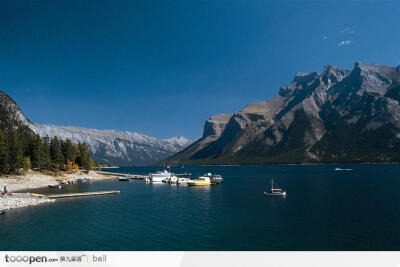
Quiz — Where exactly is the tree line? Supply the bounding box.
[0,128,96,175]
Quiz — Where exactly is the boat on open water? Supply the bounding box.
[264,179,286,196]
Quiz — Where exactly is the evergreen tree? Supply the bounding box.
[8,130,24,173]
[50,136,64,169]
[40,136,52,169]
[62,138,76,163]
[77,143,91,171]
[30,135,42,169]
[0,131,10,174]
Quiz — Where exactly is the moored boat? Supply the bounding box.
[0,210,5,215]
[202,173,223,184]
[187,176,211,186]
[264,179,286,196]
[118,177,129,181]
[149,170,172,183]
[177,177,191,185]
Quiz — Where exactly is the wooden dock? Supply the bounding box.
[46,190,120,199]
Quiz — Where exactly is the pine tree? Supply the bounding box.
[8,130,24,173]
[62,138,76,163]
[0,131,10,174]
[50,136,64,169]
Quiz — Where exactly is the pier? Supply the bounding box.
[95,171,148,179]
[46,190,120,199]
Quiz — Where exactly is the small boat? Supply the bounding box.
[30,193,45,198]
[168,176,178,184]
[334,167,352,171]
[48,184,61,189]
[77,177,86,183]
[187,176,211,186]
[0,210,5,215]
[118,177,129,182]
[177,177,191,185]
[202,173,223,184]
[264,179,286,196]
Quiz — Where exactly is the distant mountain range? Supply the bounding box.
[0,90,192,166]
[33,125,192,166]
[164,62,400,165]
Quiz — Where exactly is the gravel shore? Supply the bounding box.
[0,170,115,210]
[0,193,55,210]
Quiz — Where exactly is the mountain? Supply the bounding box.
[33,124,192,166]
[0,91,34,132]
[164,62,400,165]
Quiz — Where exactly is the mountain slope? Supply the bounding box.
[0,91,34,132]
[33,124,192,166]
[164,62,400,165]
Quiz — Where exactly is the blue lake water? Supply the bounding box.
[1,164,400,250]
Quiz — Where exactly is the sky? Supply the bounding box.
[0,0,399,139]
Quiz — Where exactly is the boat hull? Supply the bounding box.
[264,191,286,196]
[187,182,211,186]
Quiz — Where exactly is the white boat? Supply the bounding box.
[149,170,172,183]
[168,176,178,184]
[202,173,223,184]
[334,167,352,171]
[177,177,191,185]
[264,179,286,196]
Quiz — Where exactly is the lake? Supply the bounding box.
[1,164,400,250]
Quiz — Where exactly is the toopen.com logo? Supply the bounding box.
[4,254,58,264]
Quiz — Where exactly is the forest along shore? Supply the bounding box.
[0,170,114,211]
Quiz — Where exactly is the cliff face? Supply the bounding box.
[0,91,33,132]
[164,62,400,164]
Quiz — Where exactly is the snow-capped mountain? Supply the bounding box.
[33,124,192,166]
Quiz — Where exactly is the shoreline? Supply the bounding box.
[0,170,116,211]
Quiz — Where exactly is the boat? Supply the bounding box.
[118,177,129,181]
[77,177,86,183]
[187,176,211,186]
[264,179,286,196]
[0,210,5,215]
[177,177,191,185]
[149,170,172,183]
[48,184,61,189]
[30,193,45,197]
[202,173,223,184]
[334,167,352,171]
[168,176,178,184]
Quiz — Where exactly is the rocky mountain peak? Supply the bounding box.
[203,114,232,138]
[0,90,33,132]
[164,62,400,165]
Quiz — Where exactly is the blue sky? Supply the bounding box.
[0,0,399,139]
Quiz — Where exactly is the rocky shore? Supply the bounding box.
[0,170,114,211]
[0,193,55,210]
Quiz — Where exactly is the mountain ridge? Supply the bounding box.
[33,124,192,166]
[164,62,400,165]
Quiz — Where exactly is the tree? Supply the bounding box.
[76,143,91,171]
[0,131,10,174]
[62,138,76,163]
[50,136,64,169]
[8,130,24,173]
